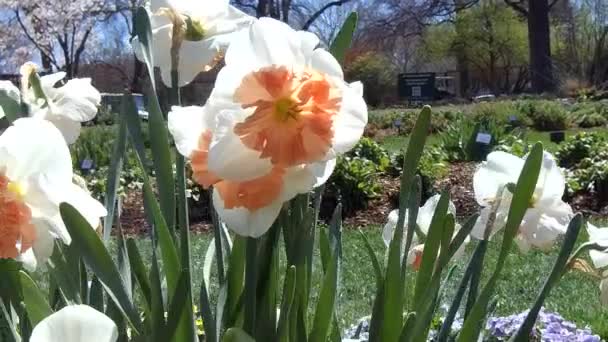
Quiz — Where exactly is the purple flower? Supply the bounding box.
[485,308,600,341]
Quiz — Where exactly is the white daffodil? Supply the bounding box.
[20,63,101,144]
[0,118,106,270]
[133,0,254,87]
[169,18,367,237]
[382,194,467,270]
[471,151,573,252]
[586,223,608,306]
[30,305,118,342]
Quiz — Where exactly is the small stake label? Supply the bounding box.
[476,133,492,145]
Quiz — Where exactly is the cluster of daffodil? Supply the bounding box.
[1,0,607,341]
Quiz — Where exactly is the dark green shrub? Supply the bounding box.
[94,107,117,126]
[519,100,570,131]
[566,151,608,201]
[326,156,381,216]
[71,126,120,169]
[572,102,608,128]
[439,118,506,162]
[390,146,448,201]
[348,137,391,171]
[493,134,531,157]
[345,53,396,107]
[555,132,606,169]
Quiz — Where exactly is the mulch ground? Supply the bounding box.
[118,161,608,236]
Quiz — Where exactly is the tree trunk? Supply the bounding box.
[527,0,555,93]
[455,0,470,97]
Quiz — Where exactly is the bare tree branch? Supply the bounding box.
[504,0,528,15]
[14,10,60,70]
[549,0,561,9]
[302,0,353,30]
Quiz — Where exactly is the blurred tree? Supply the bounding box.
[423,0,528,94]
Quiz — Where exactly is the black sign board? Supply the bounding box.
[550,131,565,143]
[398,73,436,103]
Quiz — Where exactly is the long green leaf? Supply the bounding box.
[121,92,180,295]
[309,249,339,342]
[358,230,384,287]
[133,7,176,229]
[199,264,216,342]
[329,12,358,64]
[59,203,143,334]
[19,271,52,326]
[255,224,282,342]
[166,272,196,342]
[243,237,258,337]
[225,236,246,327]
[380,106,431,342]
[457,143,544,342]
[48,243,82,305]
[127,239,152,311]
[0,87,22,123]
[510,214,583,342]
[437,240,488,342]
[103,106,128,241]
[413,191,449,309]
[0,300,21,342]
[89,276,105,313]
[277,266,297,342]
[149,253,166,342]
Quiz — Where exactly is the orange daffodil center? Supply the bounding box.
[189,130,285,211]
[0,173,35,259]
[233,66,341,167]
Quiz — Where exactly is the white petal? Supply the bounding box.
[30,305,118,342]
[330,81,368,155]
[168,106,207,157]
[590,250,608,270]
[39,72,66,91]
[225,18,303,71]
[309,159,337,188]
[471,206,507,240]
[382,209,399,247]
[0,118,72,183]
[18,219,56,271]
[207,5,254,37]
[44,115,82,144]
[64,184,107,230]
[207,110,273,181]
[280,167,315,202]
[162,39,219,87]
[298,31,320,55]
[212,189,283,237]
[519,208,565,251]
[473,151,524,205]
[587,223,608,245]
[46,78,101,122]
[416,195,438,233]
[535,152,566,202]
[310,49,343,79]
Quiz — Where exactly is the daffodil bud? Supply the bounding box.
[20,62,46,103]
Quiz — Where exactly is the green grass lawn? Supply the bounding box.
[127,227,608,338]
